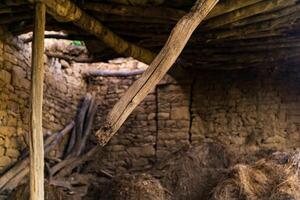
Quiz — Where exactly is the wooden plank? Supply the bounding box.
[95,0,219,146]
[30,1,46,199]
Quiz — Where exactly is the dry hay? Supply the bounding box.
[151,142,230,200]
[99,173,166,200]
[7,182,71,200]
[211,150,300,200]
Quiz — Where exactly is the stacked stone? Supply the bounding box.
[0,28,31,172]
[88,76,157,172]
[190,69,300,161]
[0,27,88,172]
[43,57,87,132]
[156,83,191,160]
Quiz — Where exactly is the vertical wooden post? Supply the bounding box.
[30,1,45,199]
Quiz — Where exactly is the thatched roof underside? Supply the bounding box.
[1,0,300,69]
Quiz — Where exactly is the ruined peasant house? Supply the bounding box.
[0,0,300,199]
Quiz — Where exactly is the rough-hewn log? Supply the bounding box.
[83,69,145,77]
[202,0,297,30]
[82,0,268,22]
[72,94,92,157]
[95,0,219,146]
[51,146,100,177]
[43,0,156,64]
[82,3,185,21]
[45,51,94,63]
[77,96,97,156]
[30,1,46,199]
[55,146,100,177]
[207,0,264,19]
[0,122,74,192]
[228,4,300,27]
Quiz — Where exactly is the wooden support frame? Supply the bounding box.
[30,1,46,199]
[95,0,219,146]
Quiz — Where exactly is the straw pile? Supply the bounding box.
[152,143,230,200]
[7,182,70,200]
[100,173,166,200]
[211,150,300,200]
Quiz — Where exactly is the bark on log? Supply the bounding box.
[95,0,219,146]
[29,2,46,199]
[43,0,156,64]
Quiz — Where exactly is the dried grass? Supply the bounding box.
[7,182,70,200]
[152,143,229,200]
[212,150,300,200]
[100,173,166,200]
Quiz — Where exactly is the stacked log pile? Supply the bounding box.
[0,93,100,198]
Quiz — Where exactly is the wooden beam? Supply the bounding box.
[106,0,164,6]
[95,0,219,146]
[227,4,300,28]
[204,10,300,40]
[30,1,45,199]
[82,69,146,77]
[202,0,297,30]
[81,0,265,22]
[81,3,186,21]
[206,0,264,19]
[42,0,156,64]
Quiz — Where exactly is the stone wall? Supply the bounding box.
[87,75,157,172]
[190,67,300,160]
[1,26,300,174]
[87,66,300,172]
[0,27,86,172]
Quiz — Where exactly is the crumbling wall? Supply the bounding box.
[1,27,300,174]
[0,27,86,172]
[190,68,300,161]
[88,66,300,172]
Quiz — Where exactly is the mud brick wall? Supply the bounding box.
[0,27,86,172]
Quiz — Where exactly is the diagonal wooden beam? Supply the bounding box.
[25,0,156,64]
[95,0,219,146]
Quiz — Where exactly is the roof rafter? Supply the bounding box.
[25,0,156,64]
